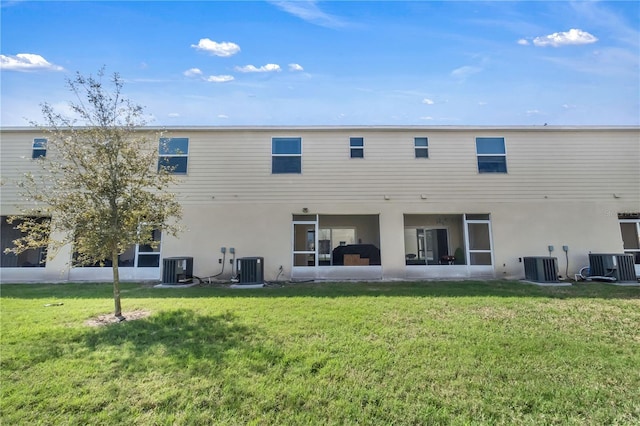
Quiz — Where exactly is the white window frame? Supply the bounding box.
[476,137,507,173]
[414,137,429,158]
[158,137,189,174]
[349,137,364,159]
[32,138,47,159]
[619,218,640,264]
[292,217,318,267]
[272,137,302,174]
[135,227,163,268]
[463,214,494,266]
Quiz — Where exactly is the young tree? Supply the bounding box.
[7,68,182,320]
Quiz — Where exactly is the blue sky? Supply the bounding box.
[1,1,638,126]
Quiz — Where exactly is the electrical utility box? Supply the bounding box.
[237,257,264,285]
[523,256,559,283]
[162,257,194,284]
[588,253,636,282]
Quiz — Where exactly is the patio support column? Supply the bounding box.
[378,210,406,280]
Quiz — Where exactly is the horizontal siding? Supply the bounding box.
[2,128,639,208]
[1,131,50,209]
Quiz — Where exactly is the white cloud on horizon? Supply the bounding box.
[519,29,598,47]
[191,39,241,56]
[0,53,64,72]
[206,75,234,83]
[422,98,434,105]
[289,63,304,71]
[235,64,282,73]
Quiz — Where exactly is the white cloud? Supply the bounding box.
[517,39,530,46]
[183,68,203,77]
[235,64,282,73]
[569,2,638,47]
[0,53,64,72]
[168,113,180,118]
[532,29,598,47]
[269,1,348,28]
[542,47,638,77]
[191,39,240,57]
[217,114,229,119]
[422,98,434,105]
[419,116,434,121]
[206,75,234,83]
[451,65,482,80]
[288,63,304,72]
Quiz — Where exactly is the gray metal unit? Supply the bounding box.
[523,256,559,283]
[588,253,636,282]
[162,257,194,284]
[237,257,264,285]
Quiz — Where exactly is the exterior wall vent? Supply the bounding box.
[237,257,265,285]
[588,253,636,282]
[162,257,194,284]
[523,256,559,283]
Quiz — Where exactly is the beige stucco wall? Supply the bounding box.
[156,198,632,281]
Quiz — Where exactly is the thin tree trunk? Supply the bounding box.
[112,248,125,321]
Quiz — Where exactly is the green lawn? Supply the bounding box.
[1,281,639,425]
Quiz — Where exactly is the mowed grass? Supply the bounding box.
[1,281,639,425]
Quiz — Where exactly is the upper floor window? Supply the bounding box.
[158,137,189,174]
[32,138,47,159]
[350,137,364,158]
[414,137,428,158]
[476,137,507,173]
[272,137,302,174]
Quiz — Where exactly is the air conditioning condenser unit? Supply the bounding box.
[162,257,194,284]
[588,253,636,283]
[523,256,559,283]
[237,257,264,285]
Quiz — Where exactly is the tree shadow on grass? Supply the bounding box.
[4,309,283,377]
[1,309,286,423]
[80,309,281,375]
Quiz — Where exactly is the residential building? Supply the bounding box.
[1,126,639,283]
